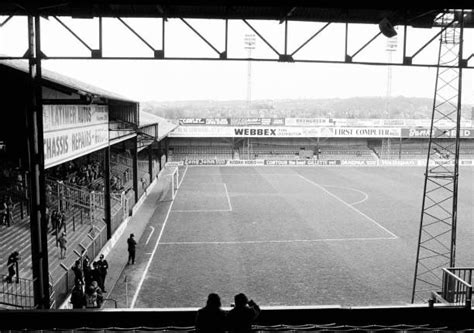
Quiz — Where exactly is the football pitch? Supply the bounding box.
[110,166,474,308]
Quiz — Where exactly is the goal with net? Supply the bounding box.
[157,166,179,202]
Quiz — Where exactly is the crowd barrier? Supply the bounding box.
[166,159,474,167]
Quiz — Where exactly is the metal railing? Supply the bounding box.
[0,323,450,332]
[52,224,107,307]
[440,267,473,308]
[0,275,35,309]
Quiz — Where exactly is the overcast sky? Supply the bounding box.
[1,16,473,103]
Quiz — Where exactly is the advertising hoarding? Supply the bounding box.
[43,105,109,169]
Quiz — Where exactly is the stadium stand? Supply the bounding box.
[319,143,374,160]
[169,138,234,161]
[170,146,233,161]
[377,140,428,160]
[460,140,474,158]
[0,199,104,289]
[374,139,474,160]
[169,137,385,162]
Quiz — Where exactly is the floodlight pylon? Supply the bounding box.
[412,10,464,303]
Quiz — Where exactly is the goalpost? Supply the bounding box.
[157,166,180,202]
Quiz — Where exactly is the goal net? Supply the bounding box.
[157,166,179,202]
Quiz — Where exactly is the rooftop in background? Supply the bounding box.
[1,2,474,28]
[0,59,137,104]
[139,110,178,140]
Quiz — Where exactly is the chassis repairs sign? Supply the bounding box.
[43,105,109,169]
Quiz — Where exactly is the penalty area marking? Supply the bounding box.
[178,166,188,188]
[130,164,189,309]
[322,185,369,206]
[298,174,398,240]
[172,183,233,213]
[224,183,232,211]
[159,236,398,245]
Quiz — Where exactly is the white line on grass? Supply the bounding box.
[298,174,398,239]
[130,166,189,309]
[172,209,231,213]
[159,236,397,245]
[322,185,369,206]
[145,226,155,245]
[172,183,232,213]
[178,166,188,188]
[223,183,233,211]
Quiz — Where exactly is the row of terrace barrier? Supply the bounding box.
[53,224,107,307]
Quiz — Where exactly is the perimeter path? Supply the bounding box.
[82,166,187,309]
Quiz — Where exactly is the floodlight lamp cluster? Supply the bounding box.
[379,18,397,38]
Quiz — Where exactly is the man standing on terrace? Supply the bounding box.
[127,233,137,265]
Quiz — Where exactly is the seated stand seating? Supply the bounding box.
[169,146,233,161]
[318,145,374,161]
[378,143,428,160]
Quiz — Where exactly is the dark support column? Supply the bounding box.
[165,138,169,162]
[148,145,153,181]
[27,15,50,309]
[158,140,162,170]
[104,146,111,240]
[132,137,138,204]
[317,137,320,160]
[399,137,402,160]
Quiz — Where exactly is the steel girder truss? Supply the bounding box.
[0,14,473,68]
[412,10,465,303]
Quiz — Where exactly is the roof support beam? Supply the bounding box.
[180,18,222,56]
[0,15,12,27]
[1,16,472,68]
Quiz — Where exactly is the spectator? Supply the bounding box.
[227,293,260,333]
[1,195,13,227]
[58,210,66,233]
[127,233,137,265]
[5,195,13,226]
[85,281,103,309]
[5,251,20,283]
[83,257,92,288]
[195,293,226,333]
[15,170,23,194]
[45,207,51,231]
[50,210,58,234]
[72,259,84,287]
[58,232,67,259]
[91,261,103,293]
[70,285,86,309]
[0,196,7,227]
[97,254,109,292]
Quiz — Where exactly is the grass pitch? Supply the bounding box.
[112,166,474,308]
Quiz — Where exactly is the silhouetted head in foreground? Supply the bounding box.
[206,293,221,308]
[234,293,249,307]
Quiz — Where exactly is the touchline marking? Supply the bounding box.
[322,185,369,206]
[145,226,155,245]
[173,209,231,213]
[130,165,189,309]
[298,174,398,239]
[159,236,397,245]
